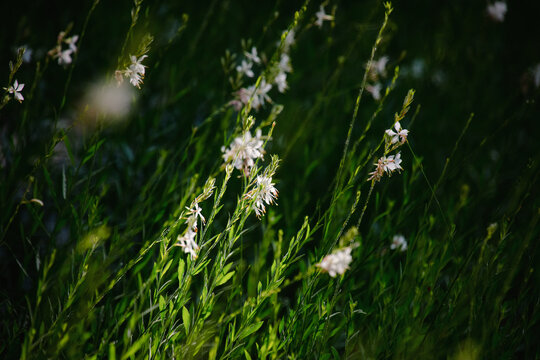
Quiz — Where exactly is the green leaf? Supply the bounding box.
[178,258,185,282]
[238,321,263,340]
[244,349,253,360]
[182,306,190,335]
[159,295,166,312]
[216,271,235,286]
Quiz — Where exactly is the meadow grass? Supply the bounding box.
[0,0,539,359]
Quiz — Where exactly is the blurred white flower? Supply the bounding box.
[366,83,382,101]
[275,72,288,93]
[221,129,265,174]
[279,53,292,73]
[186,203,205,227]
[315,5,334,28]
[487,1,507,22]
[244,47,261,64]
[385,121,409,144]
[281,29,296,51]
[236,59,254,78]
[58,49,74,65]
[82,80,133,123]
[5,80,24,103]
[49,33,79,66]
[317,247,353,277]
[65,35,79,53]
[390,234,408,252]
[532,64,540,88]
[177,229,199,260]
[245,175,278,218]
[367,56,389,81]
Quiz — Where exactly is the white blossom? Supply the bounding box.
[487,1,507,22]
[244,47,261,64]
[124,55,148,88]
[281,29,296,52]
[390,234,408,252]
[385,121,409,144]
[368,153,403,182]
[367,56,389,81]
[275,72,288,93]
[366,83,382,101]
[186,203,205,226]
[279,53,292,73]
[177,229,199,260]
[221,129,265,174]
[316,247,353,277]
[245,175,278,218]
[58,49,74,65]
[5,80,24,103]
[315,5,334,28]
[65,35,79,53]
[236,59,254,78]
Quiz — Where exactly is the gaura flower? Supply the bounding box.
[316,247,353,277]
[5,80,24,103]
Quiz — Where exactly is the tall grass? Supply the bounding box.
[1,0,539,359]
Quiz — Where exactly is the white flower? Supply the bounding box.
[255,79,272,107]
[390,234,408,252]
[245,175,279,218]
[65,35,79,53]
[487,1,507,22]
[236,60,254,78]
[366,83,382,101]
[177,229,199,260]
[129,55,147,76]
[275,72,288,93]
[244,47,261,64]
[316,247,353,277]
[278,53,292,73]
[221,129,265,173]
[186,203,205,226]
[385,121,409,144]
[315,5,334,28]
[281,29,296,52]
[58,49,74,65]
[5,80,24,103]
[368,153,403,182]
[367,56,389,81]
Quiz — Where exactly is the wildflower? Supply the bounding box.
[221,129,265,174]
[367,153,403,182]
[125,55,148,88]
[49,33,79,66]
[17,46,32,63]
[487,1,507,22]
[236,59,254,78]
[245,175,278,218]
[315,5,334,28]
[65,35,79,53]
[244,47,261,64]
[366,83,382,101]
[367,56,389,81]
[58,50,73,66]
[275,72,288,93]
[186,202,205,226]
[278,53,292,73]
[316,247,353,277]
[4,80,24,103]
[390,234,408,252]
[385,121,409,144]
[177,228,199,260]
[254,79,272,107]
[281,29,296,52]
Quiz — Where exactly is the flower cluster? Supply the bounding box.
[175,178,216,260]
[229,29,296,111]
[4,80,24,103]
[366,56,389,100]
[115,55,148,89]
[390,234,408,252]
[221,128,266,175]
[487,1,507,22]
[368,121,409,182]
[316,247,353,277]
[48,32,79,66]
[245,175,279,218]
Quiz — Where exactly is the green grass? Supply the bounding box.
[1,0,539,359]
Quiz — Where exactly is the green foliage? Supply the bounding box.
[1,0,539,359]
